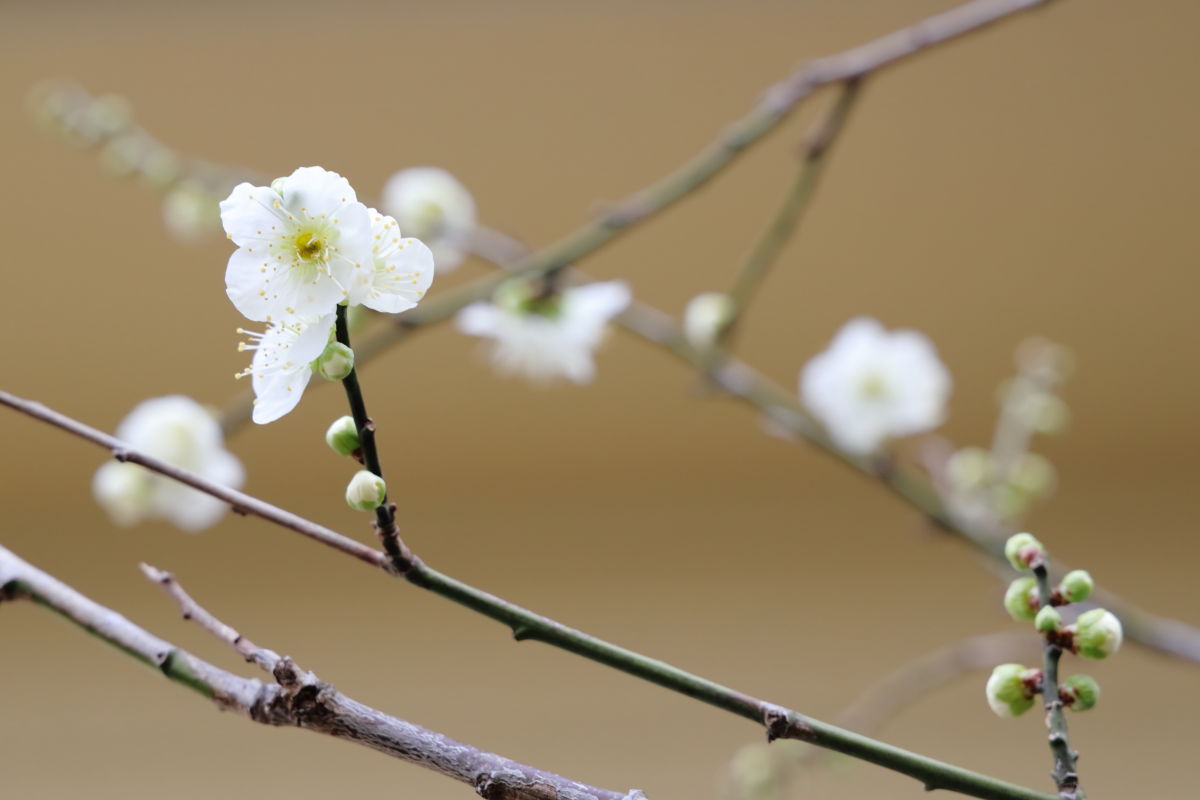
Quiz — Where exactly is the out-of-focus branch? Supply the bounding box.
[0,389,1057,800]
[0,545,643,800]
[718,79,863,347]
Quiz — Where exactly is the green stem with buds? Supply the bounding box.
[334,304,405,563]
[1034,563,1082,798]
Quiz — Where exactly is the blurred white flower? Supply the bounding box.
[345,209,436,313]
[92,396,244,532]
[683,291,734,350]
[237,313,336,424]
[457,280,630,384]
[221,166,372,323]
[381,167,476,271]
[800,317,950,455]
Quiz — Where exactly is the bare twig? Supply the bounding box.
[0,545,644,800]
[718,79,863,347]
[0,389,1056,800]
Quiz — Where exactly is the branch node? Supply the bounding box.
[763,704,815,742]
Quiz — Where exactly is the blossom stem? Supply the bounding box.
[0,389,1058,800]
[1033,563,1083,798]
[718,78,863,348]
[333,304,406,562]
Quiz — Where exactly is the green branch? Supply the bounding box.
[718,78,864,347]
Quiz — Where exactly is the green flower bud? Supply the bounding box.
[315,342,355,381]
[270,176,287,194]
[1004,532,1045,571]
[1060,674,1100,712]
[1003,576,1040,621]
[1058,570,1094,604]
[1035,605,1063,633]
[945,446,993,492]
[345,470,387,512]
[985,663,1040,718]
[1031,394,1070,435]
[1006,453,1057,499]
[325,416,360,457]
[1073,609,1123,659]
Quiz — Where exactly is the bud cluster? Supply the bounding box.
[986,532,1120,718]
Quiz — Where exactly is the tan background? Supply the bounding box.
[1,1,1197,798]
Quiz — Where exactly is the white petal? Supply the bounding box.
[93,462,152,526]
[225,245,286,323]
[219,182,291,248]
[456,303,504,337]
[155,483,231,533]
[252,367,314,424]
[279,166,360,221]
[363,237,435,314]
[381,167,476,271]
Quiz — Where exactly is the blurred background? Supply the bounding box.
[2,1,1197,797]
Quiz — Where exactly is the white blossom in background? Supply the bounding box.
[457,280,631,384]
[345,209,436,313]
[221,166,373,323]
[92,396,244,532]
[381,167,476,271]
[800,317,951,455]
[237,313,336,424]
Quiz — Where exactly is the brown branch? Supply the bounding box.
[0,545,643,800]
[0,388,1057,800]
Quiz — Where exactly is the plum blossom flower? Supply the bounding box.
[457,279,630,384]
[345,209,435,313]
[800,317,951,455]
[92,396,244,532]
[381,167,476,271]
[237,313,336,424]
[221,166,373,323]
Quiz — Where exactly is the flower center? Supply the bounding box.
[859,371,889,400]
[294,231,327,262]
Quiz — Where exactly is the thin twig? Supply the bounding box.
[0,545,643,800]
[718,79,864,347]
[334,304,407,562]
[0,389,1057,800]
[1033,564,1081,798]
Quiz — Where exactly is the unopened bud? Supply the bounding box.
[682,291,735,350]
[1031,394,1070,435]
[270,176,286,194]
[945,446,993,492]
[345,470,387,512]
[1007,453,1057,498]
[315,342,355,381]
[1035,605,1063,633]
[1072,609,1123,659]
[1004,532,1045,571]
[1003,576,1040,621]
[1060,675,1100,712]
[325,416,360,457]
[985,663,1041,718]
[1058,570,1094,604]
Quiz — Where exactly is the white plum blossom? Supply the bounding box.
[381,167,476,271]
[345,209,436,313]
[457,279,631,384]
[221,166,373,323]
[800,317,951,455]
[237,314,336,424]
[92,396,244,532]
